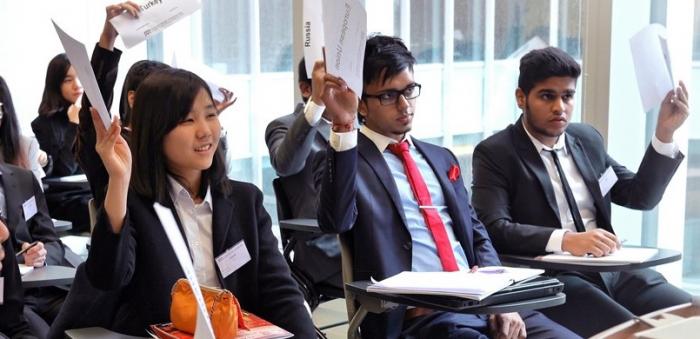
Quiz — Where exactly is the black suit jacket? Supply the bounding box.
[319,133,500,339]
[0,237,36,338]
[0,163,64,266]
[472,116,683,255]
[85,180,315,338]
[31,109,81,179]
[75,44,122,207]
[264,104,339,283]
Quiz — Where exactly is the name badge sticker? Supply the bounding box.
[598,166,618,197]
[22,196,38,221]
[216,240,251,279]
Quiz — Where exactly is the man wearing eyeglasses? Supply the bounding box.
[316,34,577,339]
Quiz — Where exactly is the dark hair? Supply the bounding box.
[298,58,310,85]
[363,35,416,89]
[38,53,73,116]
[359,35,416,123]
[119,60,170,126]
[518,47,581,95]
[130,68,231,203]
[0,76,28,168]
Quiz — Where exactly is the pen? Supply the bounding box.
[16,241,38,257]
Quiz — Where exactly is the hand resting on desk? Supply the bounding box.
[562,228,620,257]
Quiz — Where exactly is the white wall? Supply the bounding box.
[0,0,147,135]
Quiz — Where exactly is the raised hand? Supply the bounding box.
[91,108,131,183]
[214,87,237,113]
[100,2,140,50]
[656,81,689,143]
[321,72,358,129]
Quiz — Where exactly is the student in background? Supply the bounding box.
[264,58,341,294]
[0,220,38,339]
[86,68,315,337]
[32,54,91,233]
[0,76,48,183]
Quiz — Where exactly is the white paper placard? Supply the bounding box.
[110,0,201,49]
[153,203,215,339]
[630,24,675,113]
[322,0,367,96]
[52,20,112,129]
[303,0,325,78]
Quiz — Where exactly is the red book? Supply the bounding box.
[150,311,292,339]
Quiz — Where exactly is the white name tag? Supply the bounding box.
[216,240,251,279]
[598,166,618,197]
[22,196,37,221]
[0,277,4,305]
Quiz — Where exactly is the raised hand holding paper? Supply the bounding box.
[52,20,112,129]
[110,0,201,48]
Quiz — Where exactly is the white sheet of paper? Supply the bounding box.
[322,0,367,96]
[171,54,229,103]
[153,203,215,339]
[303,0,325,78]
[542,247,658,265]
[22,196,37,221]
[598,166,618,197]
[630,24,674,113]
[18,264,34,275]
[52,20,111,129]
[110,0,201,49]
[215,240,251,279]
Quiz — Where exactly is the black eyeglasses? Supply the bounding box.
[363,83,422,106]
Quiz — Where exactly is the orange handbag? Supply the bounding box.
[170,279,245,339]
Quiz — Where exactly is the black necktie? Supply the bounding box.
[547,150,586,233]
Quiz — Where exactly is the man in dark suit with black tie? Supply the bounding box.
[0,217,37,338]
[318,35,578,339]
[471,46,691,336]
[264,59,341,291]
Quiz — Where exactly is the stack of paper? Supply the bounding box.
[540,247,658,265]
[367,266,543,301]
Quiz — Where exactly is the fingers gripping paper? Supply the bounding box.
[153,203,215,339]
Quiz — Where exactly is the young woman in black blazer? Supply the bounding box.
[32,54,91,232]
[86,68,315,337]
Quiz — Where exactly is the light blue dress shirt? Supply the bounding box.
[360,126,469,272]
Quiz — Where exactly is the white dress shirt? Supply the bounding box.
[522,121,679,252]
[168,176,220,288]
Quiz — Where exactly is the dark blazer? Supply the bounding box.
[319,133,500,339]
[264,103,339,283]
[85,180,315,338]
[472,116,683,255]
[31,109,81,179]
[0,163,64,266]
[0,237,36,339]
[75,44,122,207]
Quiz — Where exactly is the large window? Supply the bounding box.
[682,0,700,289]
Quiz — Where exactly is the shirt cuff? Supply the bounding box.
[330,129,357,152]
[304,100,325,126]
[651,135,679,159]
[545,229,570,253]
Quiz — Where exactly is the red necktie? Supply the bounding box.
[387,141,459,272]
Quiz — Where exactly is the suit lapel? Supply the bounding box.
[413,140,476,263]
[565,135,612,229]
[512,119,561,223]
[211,189,234,257]
[358,134,409,227]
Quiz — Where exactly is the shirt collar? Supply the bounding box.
[167,175,213,208]
[521,119,568,155]
[359,125,414,153]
